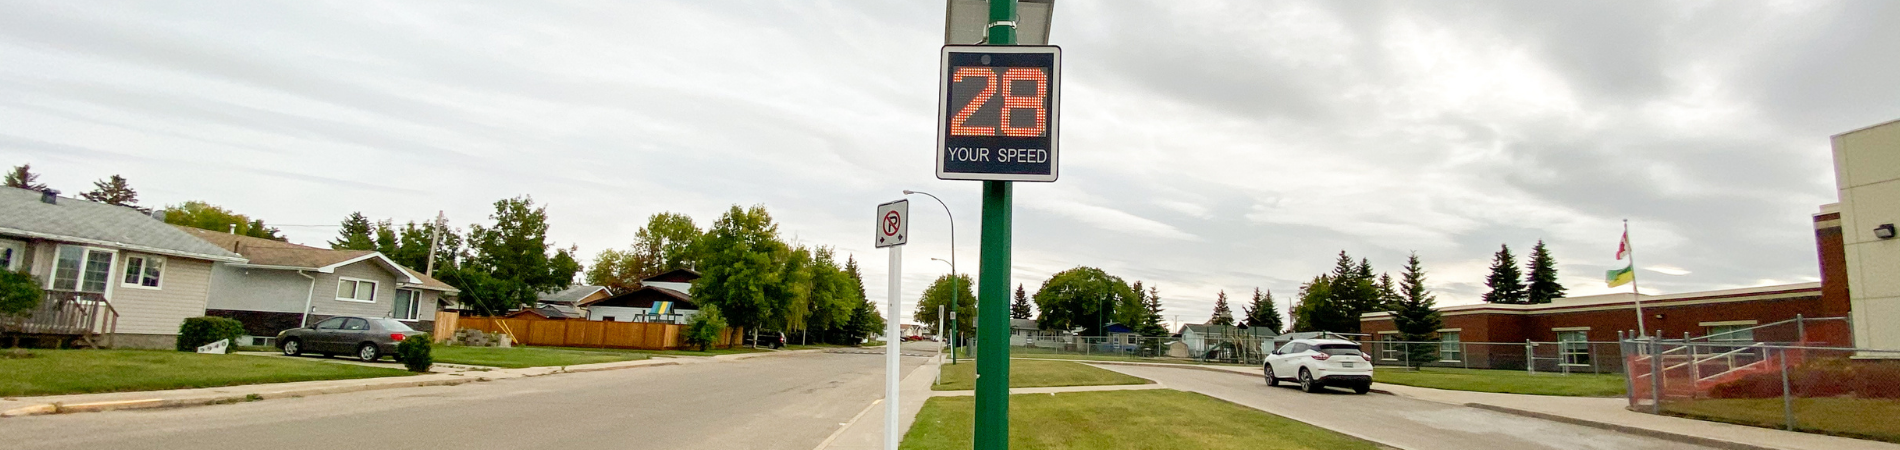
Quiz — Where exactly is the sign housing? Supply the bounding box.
[936,45,1061,182]
[875,199,909,248]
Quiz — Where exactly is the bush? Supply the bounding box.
[0,270,42,316]
[1710,357,1900,399]
[684,305,728,352]
[396,334,433,372]
[176,316,246,353]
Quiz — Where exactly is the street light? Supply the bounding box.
[905,190,959,364]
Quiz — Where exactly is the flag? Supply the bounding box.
[1606,264,1634,287]
[1616,230,1630,260]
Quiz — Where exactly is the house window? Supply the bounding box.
[121,255,164,289]
[1379,334,1400,361]
[336,278,377,302]
[52,245,115,293]
[602,316,615,322]
[1439,331,1462,362]
[392,289,422,320]
[0,240,21,271]
[1557,330,1591,366]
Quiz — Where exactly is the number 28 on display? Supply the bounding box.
[948,67,1049,138]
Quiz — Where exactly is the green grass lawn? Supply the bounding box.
[1372,367,1626,397]
[903,389,1380,450]
[933,359,1153,391]
[1665,397,1900,443]
[0,349,413,397]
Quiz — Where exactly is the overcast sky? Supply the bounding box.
[4,1,1897,331]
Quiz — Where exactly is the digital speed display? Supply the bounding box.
[937,46,1061,182]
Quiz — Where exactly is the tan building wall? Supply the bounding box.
[109,254,215,338]
[1834,119,1900,353]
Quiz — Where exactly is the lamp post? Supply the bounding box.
[931,257,958,361]
[905,190,958,364]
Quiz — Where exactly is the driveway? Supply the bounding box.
[1093,364,1719,450]
[1,344,936,450]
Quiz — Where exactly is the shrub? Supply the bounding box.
[684,305,728,352]
[0,270,42,316]
[176,316,246,353]
[1709,357,1900,399]
[396,334,433,372]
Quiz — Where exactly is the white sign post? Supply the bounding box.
[874,199,908,450]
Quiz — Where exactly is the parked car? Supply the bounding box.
[277,316,423,362]
[1264,338,1373,394]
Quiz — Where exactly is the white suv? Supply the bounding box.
[1264,338,1373,394]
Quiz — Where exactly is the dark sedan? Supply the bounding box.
[277,316,422,362]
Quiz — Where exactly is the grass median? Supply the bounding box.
[0,349,413,397]
[1373,367,1626,397]
[932,359,1152,391]
[903,389,1379,450]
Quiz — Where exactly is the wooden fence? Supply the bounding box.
[456,316,741,350]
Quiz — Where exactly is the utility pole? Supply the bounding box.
[425,211,446,276]
[974,1,1017,449]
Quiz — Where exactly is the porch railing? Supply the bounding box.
[1,290,119,347]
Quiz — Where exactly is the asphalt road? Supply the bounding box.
[1094,364,1719,450]
[1,345,935,450]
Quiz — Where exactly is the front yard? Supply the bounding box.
[932,359,1152,391]
[1374,367,1627,397]
[902,389,1380,450]
[0,349,413,397]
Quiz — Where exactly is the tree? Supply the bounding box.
[1010,284,1033,319]
[373,220,399,256]
[1293,275,1352,332]
[79,175,143,211]
[164,201,284,240]
[1392,252,1444,368]
[390,220,460,274]
[684,304,729,352]
[635,212,702,273]
[4,164,47,191]
[1377,273,1400,310]
[803,248,859,344]
[442,196,580,315]
[915,273,975,340]
[584,248,649,294]
[330,212,376,250]
[1482,244,1528,304]
[692,205,787,333]
[1032,267,1139,335]
[1137,284,1168,337]
[1243,288,1284,333]
[771,245,816,333]
[1526,240,1565,304]
[1208,291,1235,326]
[845,295,885,345]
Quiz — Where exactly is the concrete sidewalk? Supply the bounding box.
[0,349,832,418]
[1064,359,1898,450]
[815,355,942,450]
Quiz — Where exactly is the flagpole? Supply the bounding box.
[1628,219,1647,337]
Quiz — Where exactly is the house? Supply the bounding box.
[176,227,459,345]
[1009,318,1043,346]
[537,284,609,320]
[0,187,246,349]
[584,269,701,324]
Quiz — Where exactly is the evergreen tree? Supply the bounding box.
[373,220,399,255]
[1482,244,1528,304]
[80,175,143,211]
[331,212,376,250]
[1377,273,1400,310]
[1325,251,1380,333]
[1392,252,1444,368]
[1137,284,1167,337]
[1208,290,1235,326]
[1243,288,1284,333]
[1011,284,1033,319]
[4,164,47,191]
[1526,240,1566,304]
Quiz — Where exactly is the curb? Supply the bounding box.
[1463,403,1779,450]
[1065,359,1398,395]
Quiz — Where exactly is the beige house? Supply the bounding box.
[176,227,458,345]
[1829,119,1900,354]
[0,187,246,349]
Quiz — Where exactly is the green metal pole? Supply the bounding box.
[976,3,1017,449]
